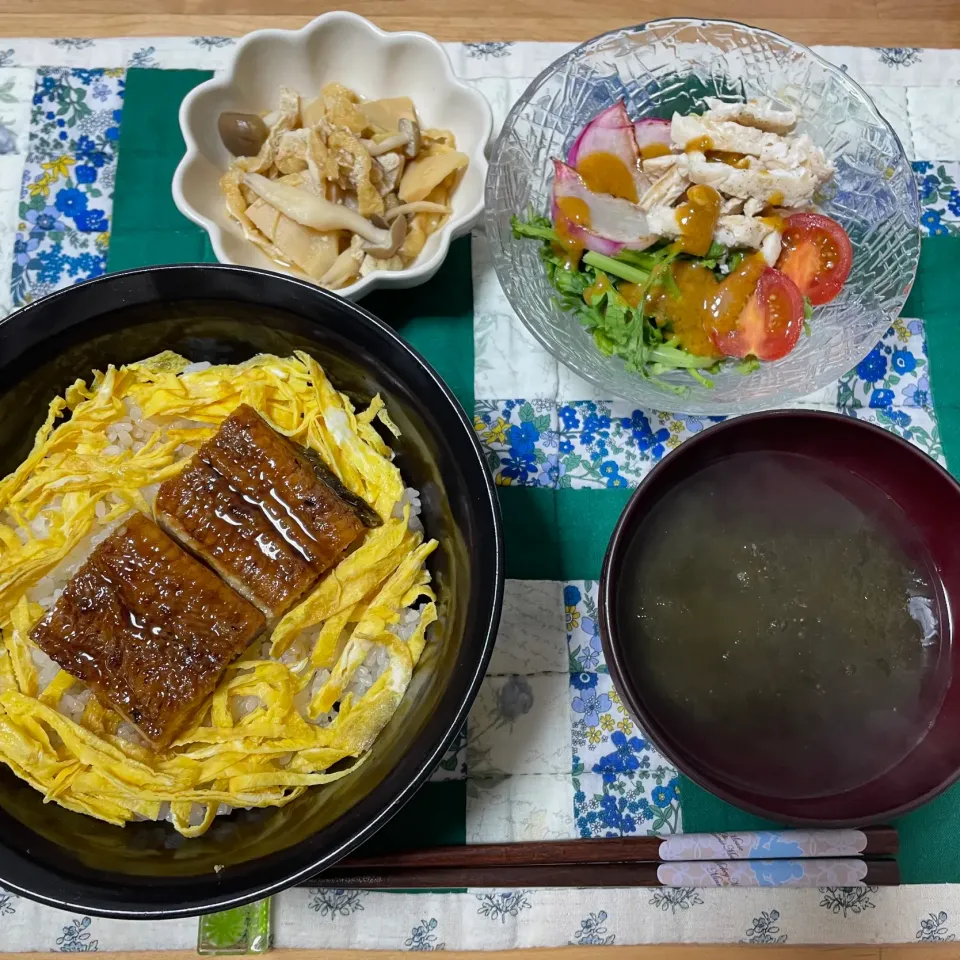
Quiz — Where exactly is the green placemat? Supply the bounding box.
[111,68,960,883]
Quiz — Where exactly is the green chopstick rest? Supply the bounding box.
[197,897,272,955]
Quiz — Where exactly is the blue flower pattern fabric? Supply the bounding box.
[566,581,682,838]
[478,315,944,485]
[404,917,444,951]
[914,162,960,236]
[11,68,124,307]
[54,917,98,952]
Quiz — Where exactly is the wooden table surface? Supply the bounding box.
[1,0,959,48]
[1,2,958,959]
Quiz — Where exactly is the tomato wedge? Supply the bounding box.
[775,212,853,306]
[708,268,805,361]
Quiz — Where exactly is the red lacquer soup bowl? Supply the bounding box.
[600,410,960,824]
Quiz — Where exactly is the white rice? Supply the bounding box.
[31,646,61,691]
[389,606,420,643]
[345,645,392,703]
[393,486,423,534]
[180,361,212,375]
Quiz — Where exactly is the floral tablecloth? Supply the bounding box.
[1,36,960,951]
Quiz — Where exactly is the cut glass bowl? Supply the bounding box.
[484,18,920,413]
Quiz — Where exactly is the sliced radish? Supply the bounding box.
[633,117,672,150]
[551,159,657,255]
[566,101,646,201]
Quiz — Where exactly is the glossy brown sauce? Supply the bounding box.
[30,513,265,748]
[156,457,318,618]
[202,405,366,572]
[156,404,368,617]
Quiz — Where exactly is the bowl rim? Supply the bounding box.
[484,17,921,414]
[0,262,505,918]
[172,11,493,300]
[598,409,960,826]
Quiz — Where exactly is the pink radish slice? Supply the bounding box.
[633,117,672,150]
[550,197,625,256]
[551,159,657,256]
[566,101,646,199]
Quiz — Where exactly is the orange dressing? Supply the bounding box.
[684,135,713,153]
[645,252,768,358]
[760,214,787,232]
[576,151,638,202]
[584,271,613,304]
[768,191,785,206]
[553,195,590,267]
[646,262,722,358]
[707,252,768,336]
[674,184,722,256]
[705,149,751,169]
[619,282,645,309]
[639,143,672,160]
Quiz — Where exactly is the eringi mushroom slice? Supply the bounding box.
[383,201,451,221]
[241,172,397,247]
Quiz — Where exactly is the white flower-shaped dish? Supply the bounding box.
[173,12,492,299]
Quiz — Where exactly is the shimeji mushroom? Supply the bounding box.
[383,201,451,221]
[219,112,270,157]
[363,119,422,159]
[242,173,406,258]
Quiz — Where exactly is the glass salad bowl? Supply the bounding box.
[484,18,920,414]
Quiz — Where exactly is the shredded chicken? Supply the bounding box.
[638,167,689,211]
[701,97,797,135]
[641,154,678,178]
[683,150,830,208]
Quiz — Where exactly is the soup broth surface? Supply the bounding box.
[619,450,946,799]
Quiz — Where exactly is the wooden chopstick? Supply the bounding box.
[309,858,900,889]
[326,826,899,872]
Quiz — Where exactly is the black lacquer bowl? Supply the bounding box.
[0,264,503,918]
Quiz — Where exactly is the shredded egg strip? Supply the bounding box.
[0,351,438,837]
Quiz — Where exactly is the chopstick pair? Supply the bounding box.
[307,827,900,889]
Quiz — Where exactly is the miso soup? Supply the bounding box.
[618,450,947,799]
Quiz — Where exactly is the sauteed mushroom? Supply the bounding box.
[219,83,467,289]
[218,112,269,157]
